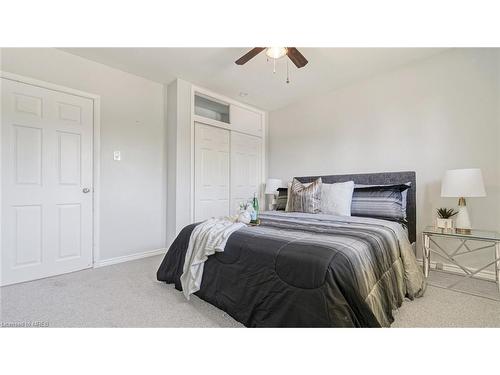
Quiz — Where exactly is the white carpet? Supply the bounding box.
[1,255,499,328]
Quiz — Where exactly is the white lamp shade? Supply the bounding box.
[265,178,282,194]
[441,168,486,197]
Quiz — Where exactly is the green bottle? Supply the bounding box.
[251,193,259,224]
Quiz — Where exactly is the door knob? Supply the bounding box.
[82,188,91,193]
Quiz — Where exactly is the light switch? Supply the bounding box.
[113,151,121,161]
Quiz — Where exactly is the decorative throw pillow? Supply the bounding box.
[320,181,355,216]
[351,184,410,223]
[284,181,293,212]
[285,181,313,211]
[286,178,322,213]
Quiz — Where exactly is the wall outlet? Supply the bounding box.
[113,151,121,161]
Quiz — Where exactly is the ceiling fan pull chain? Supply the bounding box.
[286,59,290,84]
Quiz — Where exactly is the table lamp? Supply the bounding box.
[441,168,486,234]
[265,178,282,210]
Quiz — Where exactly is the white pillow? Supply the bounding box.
[320,181,355,216]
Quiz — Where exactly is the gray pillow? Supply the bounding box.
[351,184,410,223]
[275,188,288,211]
[286,178,322,214]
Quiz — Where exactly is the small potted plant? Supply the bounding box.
[237,201,252,224]
[436,208,458,229]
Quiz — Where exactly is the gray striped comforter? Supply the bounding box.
[157,211,426,327]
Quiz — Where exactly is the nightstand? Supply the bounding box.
[422,227,500,293]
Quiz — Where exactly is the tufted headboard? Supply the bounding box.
[296,171,417,244]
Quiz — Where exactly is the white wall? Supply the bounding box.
[269,48,500,269]
[1,48,166,262]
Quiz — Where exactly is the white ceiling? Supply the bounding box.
[61,48,446,111]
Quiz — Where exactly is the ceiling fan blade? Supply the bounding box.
[235,48,265,65]
[286,47,308,68]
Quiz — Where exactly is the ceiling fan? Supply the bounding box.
[235,47,308,68]
[235,47,308,84]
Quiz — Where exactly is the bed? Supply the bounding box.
[157,171,425,327]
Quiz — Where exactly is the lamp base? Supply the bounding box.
[267,194,277,211]
[455,197,472,234]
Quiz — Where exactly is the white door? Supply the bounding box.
[1,78,94,285]
[194,123,230,221]
[230,131,262,215]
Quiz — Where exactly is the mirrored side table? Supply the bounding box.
[422,226,500,293]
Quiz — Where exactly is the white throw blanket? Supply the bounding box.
[180,217,246,299]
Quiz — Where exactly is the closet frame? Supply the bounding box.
[189,85,266,223]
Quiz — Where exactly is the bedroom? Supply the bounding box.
[1,1,499,374]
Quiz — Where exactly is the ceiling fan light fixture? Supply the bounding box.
[265,47,287,59]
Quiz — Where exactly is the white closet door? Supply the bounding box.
[230,132,262,215]
[1,78,94,286]
[194,123,230,221]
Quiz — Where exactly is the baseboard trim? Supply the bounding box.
[94,248,167,268]
[417,258,496,281]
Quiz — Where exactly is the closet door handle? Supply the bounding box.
[82,188,91,193]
